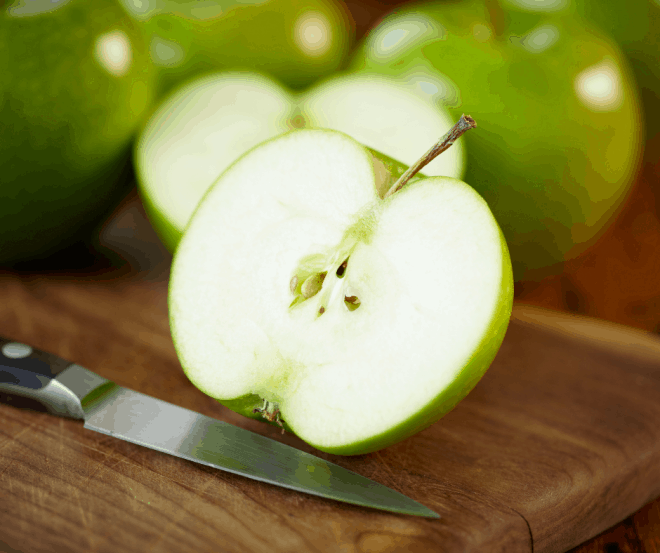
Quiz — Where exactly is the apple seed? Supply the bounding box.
[289,275,299,294]
[344,295,361,311]
[301,272,326,298]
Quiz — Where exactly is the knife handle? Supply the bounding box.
[0,337,110,420]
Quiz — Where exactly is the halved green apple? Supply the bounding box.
[135,71,466,251]
[169,128,512,455]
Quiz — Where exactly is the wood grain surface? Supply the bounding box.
[0,264,659,552]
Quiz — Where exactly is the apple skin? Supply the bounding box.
[170,134,513,455]
[349,0,644,281]
[140,180,181,254]
[0,0,157,266]
[119,0,354,95]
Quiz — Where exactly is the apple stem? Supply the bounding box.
[383,114,477,199]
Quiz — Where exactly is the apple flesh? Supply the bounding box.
[0,0,156,266]
[169,129,513,455]
[349,0,644,280]
[135,71,466,251]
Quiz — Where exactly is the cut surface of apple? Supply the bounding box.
[169,129,512,455]
[135,71,465,251]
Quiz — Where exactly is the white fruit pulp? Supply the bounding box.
[170,130,504,450]
[136,73,294,232]
[302,73,465,179]
[137,71,465,240]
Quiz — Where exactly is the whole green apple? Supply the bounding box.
[169,124,513,455]
[135,70,466,251]
[350,0,644,281]
[118,0,354,95]
[0,0,157,266]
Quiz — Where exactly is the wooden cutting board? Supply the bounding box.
[1,269,659,553]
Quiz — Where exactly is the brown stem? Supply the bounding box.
[383,114,477,199]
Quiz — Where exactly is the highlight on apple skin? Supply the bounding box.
[569,0,660,145]
[135,70,467,252]
[0,0,157,266]
[168,128,514,455]
[118,0,355,95]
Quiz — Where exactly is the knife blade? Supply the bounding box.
[0,337,439,518]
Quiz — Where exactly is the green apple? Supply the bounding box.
[135,70,466,251]
[349,0,644,281]
[169,124,513,455]
[118,0,354,95]
[0,0,156,266]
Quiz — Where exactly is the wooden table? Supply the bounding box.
[1,194,659,551]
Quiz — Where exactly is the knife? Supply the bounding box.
[0,337,439,518]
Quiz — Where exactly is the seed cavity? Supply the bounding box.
[289,275,299,294]
[301,272,326,299]
[344,295,361,311]
[289,270,327,309]
[289,257,360,316]
[336,258,348,278]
